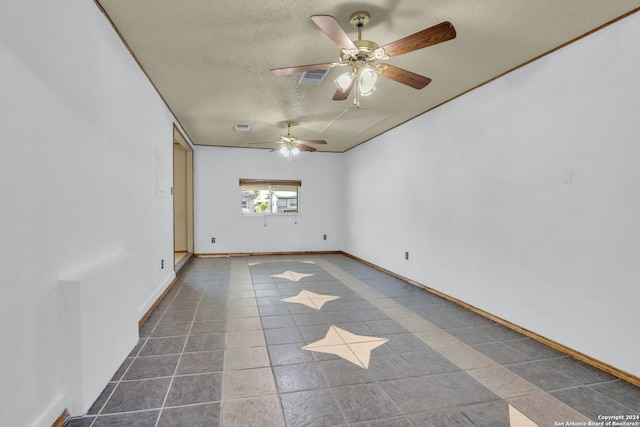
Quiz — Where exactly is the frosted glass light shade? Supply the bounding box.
[334,72,354,92]
[359,66,377,96]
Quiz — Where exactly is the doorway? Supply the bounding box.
[173,125,194,271]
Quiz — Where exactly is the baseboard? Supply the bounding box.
[188,249,640,386]
[139,274,179,327]
[175,252,193,273]
[138,254,199,326]
[51,410,69,427]
[27,393,65,427]
[195,250,341,258]
[341,251,640,388]
[140,251,337,325]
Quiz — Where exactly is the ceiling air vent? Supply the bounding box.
[298,69,330,85]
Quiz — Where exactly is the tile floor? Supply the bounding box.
[65,254,640,426]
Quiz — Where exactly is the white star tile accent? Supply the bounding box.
[270,270,314,282]
[280,290,340,310]
[301,326,389,369]
[508,405,539,427]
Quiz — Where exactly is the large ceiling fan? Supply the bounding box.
[251,121,327,160]
[270,11,456,106]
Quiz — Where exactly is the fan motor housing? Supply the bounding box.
[354,40,379,53]
[340,40,381,63]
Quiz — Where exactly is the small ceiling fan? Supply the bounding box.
[251,121,327,160]
[270,12,456,106]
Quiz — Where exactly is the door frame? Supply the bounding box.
[173,124,194,269]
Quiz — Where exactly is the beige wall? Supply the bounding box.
[173,143,188,252]
[173,126,194,254]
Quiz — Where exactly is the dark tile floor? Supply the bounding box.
[65,254,640,426]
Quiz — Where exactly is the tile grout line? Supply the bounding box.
[276,257,356,426]
[71,256,638,426]
[220,258,287,426]
[154,278,207,427]
[260,258,313,425]
[313,258,593,426]
[85,278,188,426]
[304,259,410,424]
[252,258,289,427]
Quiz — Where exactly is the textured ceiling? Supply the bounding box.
[96,0,640,153]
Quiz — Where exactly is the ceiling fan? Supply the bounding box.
[270,11,456,106]
[251,121,327,160]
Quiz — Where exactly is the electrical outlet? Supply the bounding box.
[161,259,164,269]
[405,252,409,260]
[323,234,327,240]
[211,237,216,243]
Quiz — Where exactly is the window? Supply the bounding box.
[240,179,301,214]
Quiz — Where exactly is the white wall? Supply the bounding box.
[1,3,637,425]
[343,12,640,377]
[0,1,178,425]
[195,147,343,254]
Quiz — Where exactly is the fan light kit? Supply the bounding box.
[249,121,327,161]
[280,145,300,159]
[271,11,456,107]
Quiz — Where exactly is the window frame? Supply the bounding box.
[239,178,301,215]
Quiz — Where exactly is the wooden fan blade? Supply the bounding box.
[332,78,354,100]
[382,21,456,57]
[270,62,333,76]
[297,140,327,145]
[377,64,431,89]
[297,144,316,152]
[311,15,357,50]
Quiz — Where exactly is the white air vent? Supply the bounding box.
[234,124,251,132]
[298,69,330,85]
